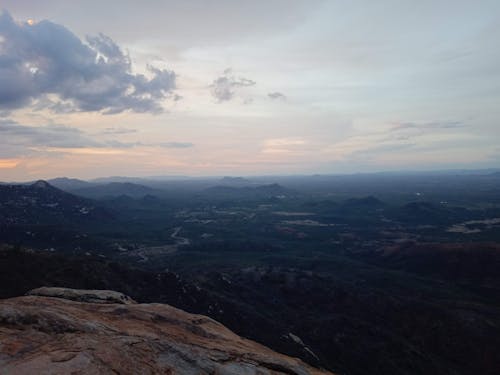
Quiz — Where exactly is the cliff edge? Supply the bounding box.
[0,287,332,374]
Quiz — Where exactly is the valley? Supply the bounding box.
[1,171,499,374]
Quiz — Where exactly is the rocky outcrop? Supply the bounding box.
[0,288,332,374]
[27,286,136,304]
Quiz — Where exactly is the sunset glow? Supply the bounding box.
[0,159,20,169]
[0,1,499,180]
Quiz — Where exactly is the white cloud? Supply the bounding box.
[0,11,176,114]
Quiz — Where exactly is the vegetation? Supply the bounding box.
[1,171,500,374]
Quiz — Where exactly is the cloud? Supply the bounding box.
[320,119,473,165]
[101,127,138,135]
[0,119,101,153]
[382,120,467,143]
[0,119,194,157]
[354,142,416,155]
[210,68,256,102]
[262,137,306,154]
[0,10,176,114]
[157,142,194,148]
[390,121,465,131]
[268,92,286,100]
[0,158,20,168]
[264,138,305,147]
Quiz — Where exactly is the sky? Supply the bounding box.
[0,0,499,180]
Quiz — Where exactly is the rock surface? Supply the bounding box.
[0,288,332,374]
[27,286,137,304]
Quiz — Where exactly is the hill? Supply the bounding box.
[47,177,94,191]
[71,182,160,199]
[219,176,253,185]
[0,181,112,227]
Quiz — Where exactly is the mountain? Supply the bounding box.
[0,181,114,250]
[0,287,331,374]
[370,242,500,292]
[90,176,160,184]
[71,182,159,199]
[392,201,470,225]
[219,176,253,186]
[0,181,112,227]
[47,177,94,191]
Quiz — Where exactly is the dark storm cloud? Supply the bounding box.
[0,11,176,114]
[210,69,256,102]
[268,92,286,100]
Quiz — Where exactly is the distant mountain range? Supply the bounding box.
[218,176,253,186]
[69,182,161,199]
[48,177,95,191]
[45,178,166,199]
